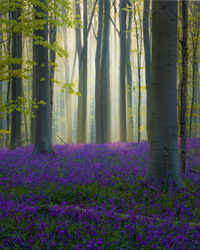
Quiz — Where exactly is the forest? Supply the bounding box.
[0,0,200,248]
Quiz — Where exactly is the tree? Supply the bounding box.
[95,0,103,143]
[33,0,53,154]
[98,0,111,143]
[75,0,88,144]
[49,12,57,138]
[0,20,4,147]
[119,0,127,142]
[10,4,22,147]
[126,0,134,142]
[63,8,72,144]
[180,0,188,175]
[133,1,142,143]
[144,0,184,188]
[188,1,200,139]
[143,0,151,141]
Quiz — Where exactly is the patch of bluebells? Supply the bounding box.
[0,139,200,248]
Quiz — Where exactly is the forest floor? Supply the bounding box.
[0,139,200,249]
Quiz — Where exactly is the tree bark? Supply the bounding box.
[76,0,88,144]
[98,0,111,143]
[49,21,57,139]
[143,0,151,141]
[189,52,197,139]
[188,2,200,139]
[133,2,142,143]
[95,0,103,143]
[0,28,3,147]
[119,0,127,142]
[180,0,188,175]
[10,5,22,147]
[144,0,184,189]
[63,8,72,144]
[126,1,133,142]
[33,0,53,154]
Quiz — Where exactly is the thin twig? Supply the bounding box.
[109,16,120,35]
[189,169,200,174]
[56,135,66,145]
[87,0,98,37]
[92,23,97,40]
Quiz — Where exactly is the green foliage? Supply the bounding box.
[52,78,81,96]
[0,96,46,118]
[0,0,78,119]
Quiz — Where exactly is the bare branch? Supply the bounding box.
[87,0,98,37]
[92,23,97,40]
[109,16,119,36]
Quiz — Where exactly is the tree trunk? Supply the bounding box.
[143,0,151,141]
[188,2,200,139]
[98,0,111,143]
[6,81,11,147]
[33,0,53,154]
[144,0,184,189]
[0,80,3,147]
[76,0,88,144]
[133,2,142,143]
[63,9,72,144]
[49,22,57,139]
[21,86,28,145]
[189,52,197,139]
[180,0,188,175]
[95,0,103,143]
[5,9,12,147]
[0,29,3,147]
[10,6,22,147]
[119,0,127,142]
[126,1,133,142]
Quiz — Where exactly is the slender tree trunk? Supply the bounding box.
[180,0,188,175]
[31,36,36,144]
[5,10,11,147]
[119,0,127,142]
[189,2,200,139]
[126,1,133,142]
[133,2,142,143]
[49,22,57,138]
[144,0,184,189]
[95,0,103,143]
[6,81,11,147]
[0,80,3,148]
[99,0,111,143]
[143,0,151,141]
[10,6,22,147]
[113,0,118,142]
[21,86,28,145]
[76,0,88,144]
[0,29,3,147]
[189,52,197,139]
[33,0,53,154]
[195,47,200,137]
[63,9,72,144]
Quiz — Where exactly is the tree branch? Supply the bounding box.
[189,168,200,174]
[87,0,98,37]
[56,135,67,145]
[92,23,97,40]
[109,16,119,36]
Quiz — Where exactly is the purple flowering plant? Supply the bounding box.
[0,139,200,248]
